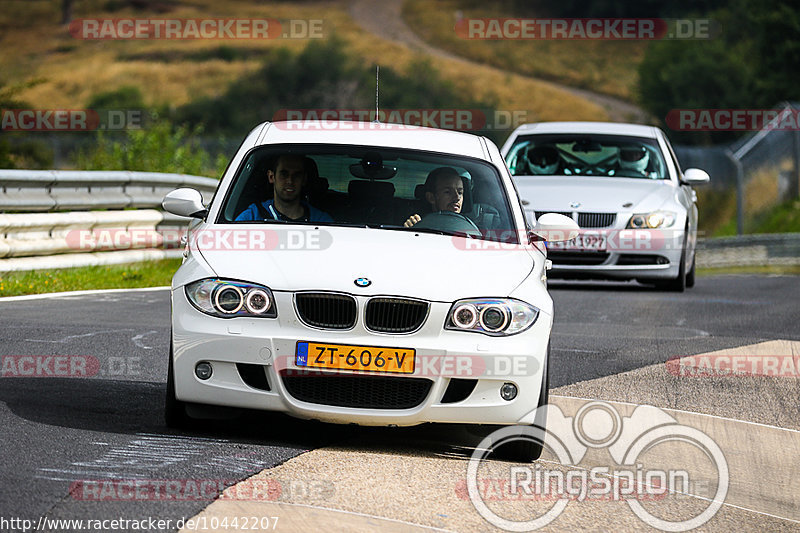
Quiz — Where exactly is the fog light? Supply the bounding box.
[500,382,517,401]
[195,362,213,380]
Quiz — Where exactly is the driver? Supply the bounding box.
[235,154,333,222]
[403,167,464,227]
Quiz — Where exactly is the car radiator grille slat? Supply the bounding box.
[365,298,428,333]
[295,293,357,329]
[280,372,433,409]
[535,212,616,228]
[577,212,616,228]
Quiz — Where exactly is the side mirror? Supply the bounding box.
[162,188,208,219]
[532,213,579,242]
[681,168,710,185]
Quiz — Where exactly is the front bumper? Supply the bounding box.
[171,288,551,427]
[547,227,685,281]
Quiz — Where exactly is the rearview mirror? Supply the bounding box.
[532,213,579,242]
[162,188,208,219]
[681,168,710,185]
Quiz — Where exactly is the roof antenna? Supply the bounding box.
[374,65,380,123]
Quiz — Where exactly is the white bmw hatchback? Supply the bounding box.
[162,121,577,461]
[502,122,710,291]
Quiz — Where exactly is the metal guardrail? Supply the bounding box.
[697,233,800,268]
[0,169,217,212]
[0,170,218,271]
[1,170,798,272]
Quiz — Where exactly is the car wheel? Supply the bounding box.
[685,251,696,288]
[165,340,192,428]
[491,344,550,463]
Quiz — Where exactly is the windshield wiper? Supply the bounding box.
[380,225,477,238]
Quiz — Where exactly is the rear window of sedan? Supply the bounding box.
[217,144,519,243]
[506,134,669,179]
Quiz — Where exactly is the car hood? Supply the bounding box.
[194,226,536,301]
[514,176,675,212]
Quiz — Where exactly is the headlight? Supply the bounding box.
[626,210,676,229]
[446,298,539,336]
[185,279,277,318]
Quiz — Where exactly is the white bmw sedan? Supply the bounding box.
[162,121,577,461]
[501,122,710,291]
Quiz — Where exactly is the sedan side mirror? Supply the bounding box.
[532,213,580,242]
[162,188,208,219]
[681,168,710,185]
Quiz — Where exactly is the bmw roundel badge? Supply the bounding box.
[354,277,371,287]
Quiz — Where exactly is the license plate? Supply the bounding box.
[549,233,607,251]
[295,341,415,374]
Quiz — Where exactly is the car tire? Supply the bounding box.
[685,252,696,288]
[165,340,192,429]
[491,344,550,463]
[655,236,687,292]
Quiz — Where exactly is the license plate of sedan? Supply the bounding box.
[550,233,607,251]
[296,341,416,374]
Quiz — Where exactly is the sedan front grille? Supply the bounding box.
[365,298,428,333]
[577,212,616,228]
[548,251,610,265]
[295,293,357,329]
[281,372,433,409]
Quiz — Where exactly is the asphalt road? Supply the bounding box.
[0,275,798,531]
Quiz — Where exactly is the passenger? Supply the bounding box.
[236,154,333,222]
[403,167,465,227]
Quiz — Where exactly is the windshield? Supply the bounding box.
[218,144,518,243]
[505,134,668,179]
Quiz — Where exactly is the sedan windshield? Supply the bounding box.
[218,144,518,243]
[506,134,668,179]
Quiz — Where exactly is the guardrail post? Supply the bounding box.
[792,129,800,199]
[726,149,745,235]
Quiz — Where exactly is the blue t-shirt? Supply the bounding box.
[235,199,334,223]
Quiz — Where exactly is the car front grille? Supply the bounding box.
[617,254,669,266]
[577,212,616,228]
[548,251,610,265]
[280,372,433,409]
[365,298,428,333]
[295,293,357,329]
[535,212,616,228]
[536,211,571,219]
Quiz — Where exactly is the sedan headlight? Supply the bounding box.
[626,210,676,229]
[185,279,277,318]
[445,298,539,336]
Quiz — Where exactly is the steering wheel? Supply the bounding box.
[413,210,482,236]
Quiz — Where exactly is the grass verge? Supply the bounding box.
[697,264,800,276]
[0,259,181,297]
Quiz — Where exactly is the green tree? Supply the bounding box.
[75,120,225,177]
